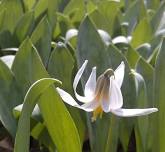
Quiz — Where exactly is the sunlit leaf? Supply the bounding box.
[12,38,81,152]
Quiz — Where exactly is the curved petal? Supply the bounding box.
[81,101,99,112]
[98,29,111,46]
[65,29,78,42]
[102,78,123,112]
[56,87,79,107]
[84,67,96,98]
[56,87,97,112]
[114,61,125,88]
[73,60,94,103]
[111,108,158,117]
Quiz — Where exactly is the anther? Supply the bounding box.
[103,68,114,78]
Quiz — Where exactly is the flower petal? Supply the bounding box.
[102,78,123,112]
[114,61,125,88]
[98,29,111,46]
[81,101,99,112]
[84,67,96,99]
[1,55,15,69]
[111,108,158,117]
[56,87,97,112]
[65,29,78,42]
[56,87,79,107]
[73,60,93,103]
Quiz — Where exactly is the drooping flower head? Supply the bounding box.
[56,60,158,121]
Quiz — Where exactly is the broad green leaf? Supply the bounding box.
[107,44,136,151]
[148,46,159,67]
[125,46,139,68]
[155,10,165,36]
[123,0,147,35]
[31,17,51,66]
[33,0,48,19]
[136,58,154,105]
[153,38,165,152]
[150,1,165,33]
[12,38,81,152]
[131,18,153,48]
[47,0,58,27]
[14,104,55,152]
[136,58,155,151]
[47,44,85,143]
[77,15,111,152]
[0,0,23,33]
[145,0,160,10]
[136,43,152,59]
[97,0,122,35]
[23,0,36,11]
[14,11,34,43]
[63,0,85,23]
[0,30,17,48]
[0,9,5,31]
[132,71,148,152]
[0,60,22,137]
[14,78,61,152]
[12,38,49,95]
[77,15,108,74]
[89,10,111,35]
[77,15,136,152]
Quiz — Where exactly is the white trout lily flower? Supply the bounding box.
[56,60,158,121]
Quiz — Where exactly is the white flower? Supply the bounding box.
[56,60,158,121]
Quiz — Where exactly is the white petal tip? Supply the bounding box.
[85,60,88,63]
[150,108,158,112]
[111,108,158,117]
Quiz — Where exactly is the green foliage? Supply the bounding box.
[0,0,164,152]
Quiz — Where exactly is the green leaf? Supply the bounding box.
[12,38,81,152]
[77,15,108,74]
[0,9,5,31]
[145,0,160,10]
[14,104,55,152]
[31,17,51,66]
[150,1,165,33]
[23,0,36,11]
[136,43,152,59]
[63,0,85,23]
[0,0,23,33]
[14,11,34,43]
[107,44,136,151]
[47,44,85,143]
[0,30,17,48]
[135,58,155,151]
[136,58,154,106]
[132,71,148,152]
[123,0,147,35]
[97,0,122,35]
[33,0,48,19]
[47,0,58,28]
[125,46,139,68]
[77,15,136,152]
[0,60,22,137]
[14,78,61,152]
[77,15,112,152]
[153,38,165,152]
[131,18,153,48]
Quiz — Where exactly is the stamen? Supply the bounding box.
[92,106,103,122]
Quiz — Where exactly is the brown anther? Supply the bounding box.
[103,68,114,78]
